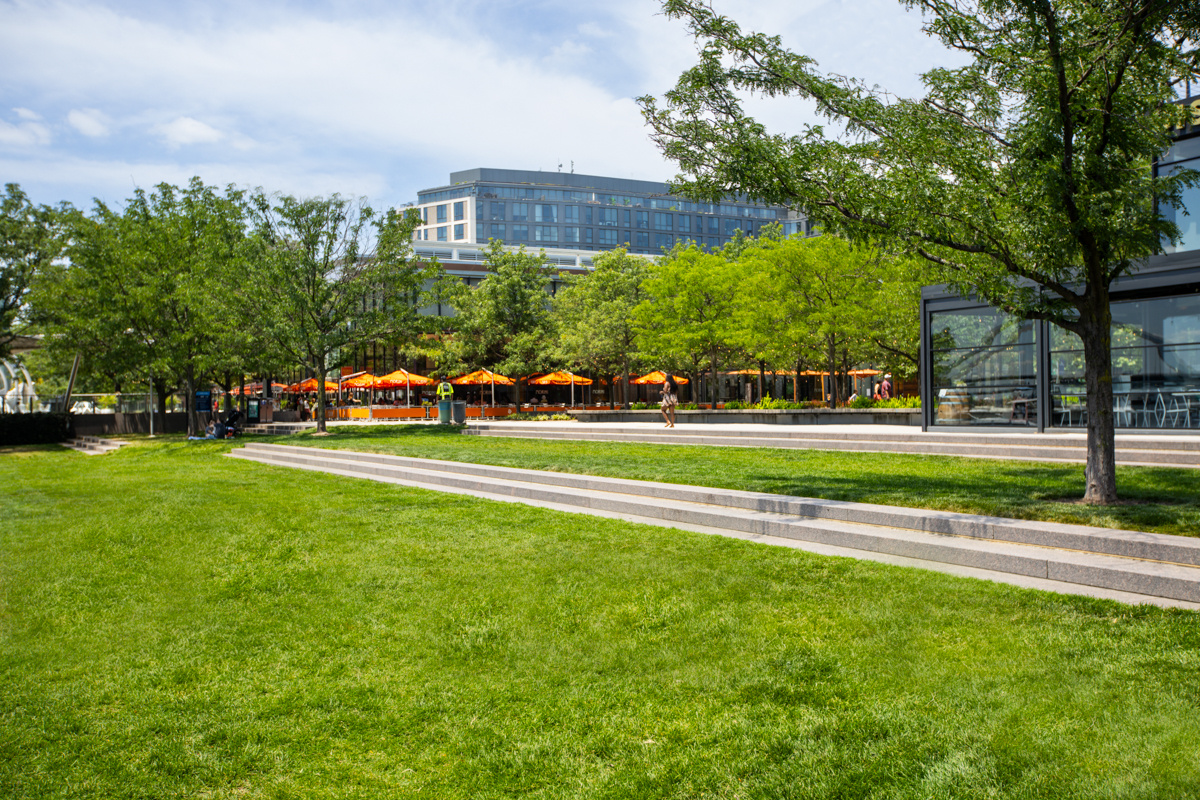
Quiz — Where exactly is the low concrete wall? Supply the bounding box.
[70,412,189,436]
[569,408,922,425]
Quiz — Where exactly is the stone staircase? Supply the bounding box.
[61,435,129,455]
[228,442,1200,608]
[464,422,1200,469]
[241,422,316,435]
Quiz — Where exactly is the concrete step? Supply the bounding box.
[228,442,1200,606]
[463,423,1200,468]
[241,422,316,435]
[62,436,128,455]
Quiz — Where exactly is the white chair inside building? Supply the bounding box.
[1113,393,1133,427]
[1165,394,1193,428]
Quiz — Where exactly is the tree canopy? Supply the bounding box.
[1,184,62,359]
[249,193,425,433]
[641,0,1200,502]
[552,247,649,408]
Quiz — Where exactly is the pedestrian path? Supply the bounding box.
[464,421,1200,469]
[228,442,1200,609]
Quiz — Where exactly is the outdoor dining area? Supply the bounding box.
[273,369,690,421]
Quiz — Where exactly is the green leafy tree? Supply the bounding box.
[552,247,649,408]
[31,179,249,434]
[642,0,1200,502]
[451,240,557,404]
[635,244,742,406]
[249,193,425,433]
[2,184,63,358]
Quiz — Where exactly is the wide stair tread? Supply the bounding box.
[465,426,1200,467]
[228,442,1200,606]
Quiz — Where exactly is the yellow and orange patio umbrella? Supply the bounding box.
[453,369,514,407]
[528,370,593,386]
[631,371,689,384]
[528,370,593,407]
[298,377,338,393]
[452,369,514,385]
[340,373,378,390]
[376,369,433,407]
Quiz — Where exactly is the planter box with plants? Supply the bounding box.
[570,398,921,425]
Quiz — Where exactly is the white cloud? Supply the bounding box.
[0,109,50,147]
[67,108,111,137]
[0,0,965,207]
[154,116,223,148]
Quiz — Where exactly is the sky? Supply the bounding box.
[0,0,967,212]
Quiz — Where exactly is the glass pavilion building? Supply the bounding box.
[919,94,1200,431]
[410,168,807,255]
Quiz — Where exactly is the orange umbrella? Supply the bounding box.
[376,369,433,388]
[376,369,433,407]
[453,369,513,408]
[529,370,593,407]
[298,378,338,393]
[528,370,593,386]
[341,373,378,389]
[631,371,689,384]
[452,369,514,385]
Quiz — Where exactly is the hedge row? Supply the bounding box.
[0,412,74,445]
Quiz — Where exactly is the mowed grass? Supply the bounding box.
[2,436,1200,799]
[272,423,1200,536]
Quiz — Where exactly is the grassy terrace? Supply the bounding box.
[271,424,1200,537]
[3,433,1199,798]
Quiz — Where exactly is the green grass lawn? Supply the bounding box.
[270,424,1200,536]
[2,435,1200,799]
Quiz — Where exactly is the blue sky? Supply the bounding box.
[1,0,965,212]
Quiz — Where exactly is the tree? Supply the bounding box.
[635,244,742,406]
[31,179,249,434]
[2,184,62,358]
[451,240,557,404]
[641,0,1200,503]
[552,247,650,408]
[249,193,424,433]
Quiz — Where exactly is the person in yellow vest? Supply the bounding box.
[437,378,454,401]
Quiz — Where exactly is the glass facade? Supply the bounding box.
[411,169,799,255]
[1051,295,1200,427]
[928,296,1200,428]
[1160,136,1200,254]
[929,308,1037,426]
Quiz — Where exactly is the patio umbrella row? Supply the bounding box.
[280,369,692,410]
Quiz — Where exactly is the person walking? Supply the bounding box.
[880,373,893,400]
[660,373,679,428]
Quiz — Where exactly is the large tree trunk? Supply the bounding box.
[1079,305,1117,504]
[710,349,719,407]
[315,356,328,434]
[622,356,629,410]
[153,377,172,431]
[825,338,838,408]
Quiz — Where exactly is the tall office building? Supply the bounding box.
[409,168,808,256]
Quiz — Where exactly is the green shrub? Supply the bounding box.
[630,402,653,410]
[679,402,699,410]
[722,401,745,410]
[752,398,808,410]
[0,412,73,445]
[849,396,875,409]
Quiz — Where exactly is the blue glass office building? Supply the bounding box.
[919,96,1200,431]
[411,168,807,255]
